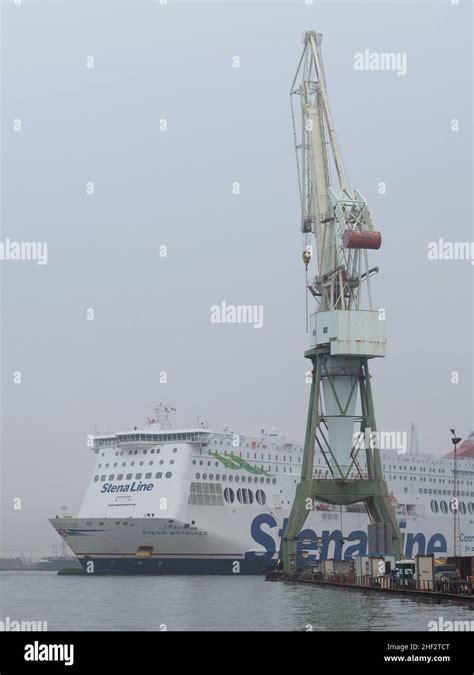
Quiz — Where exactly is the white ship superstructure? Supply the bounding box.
[51,418,474,574]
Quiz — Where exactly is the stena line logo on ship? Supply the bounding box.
[247,514,448,560]
[100,481,154,494]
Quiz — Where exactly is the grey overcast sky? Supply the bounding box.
[1,0,472,554]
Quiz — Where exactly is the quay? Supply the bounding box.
[265,569,474,607]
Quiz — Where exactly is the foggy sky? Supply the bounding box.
[1,0,472,554]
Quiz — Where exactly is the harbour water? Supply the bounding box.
[0,572,471,631]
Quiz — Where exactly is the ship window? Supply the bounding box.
[209,474,214,480]
[94,475,99,482]
[228,475,233,482]
[202,473,207,480]
[260,478,265,484]
[159,460,164,465]
[155,472,162,479]
[235,476,240,483]
[468,503,474,514]
[272,478,276,484]
[430,500,438,513]
[459,502,466,514]
[108,474,114,480]
[196,473,201,479]
[256,489,266,505]
[126,473,132,480]
[165,472,172,479]
[173,448,177,453]
[224,487,235,503]
[117,474,123,480]
[254,477,258,483]
[440,500,448,513]
[135,473,142,479]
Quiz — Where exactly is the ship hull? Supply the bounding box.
[50,508,472,575]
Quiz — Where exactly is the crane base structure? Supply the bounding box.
[282,349,403,572]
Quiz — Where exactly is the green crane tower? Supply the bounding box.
[282,32,403,572]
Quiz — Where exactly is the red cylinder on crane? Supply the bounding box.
[343,229,382,250]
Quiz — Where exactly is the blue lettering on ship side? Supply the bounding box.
[247,514,448,559]
[100,482,154,494]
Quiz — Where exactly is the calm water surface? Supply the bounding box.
[0,572,471,631]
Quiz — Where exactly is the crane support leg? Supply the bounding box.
[282,353,403,572]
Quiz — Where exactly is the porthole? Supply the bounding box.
[202,473,207,480]
[173,448,177,453]
[165,472,172,479]
[93,475,99,482]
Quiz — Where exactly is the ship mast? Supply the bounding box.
[282,32,402,571]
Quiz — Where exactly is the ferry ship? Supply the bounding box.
[50,407,474,574]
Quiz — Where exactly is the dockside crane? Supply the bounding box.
[282,32,403,571]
